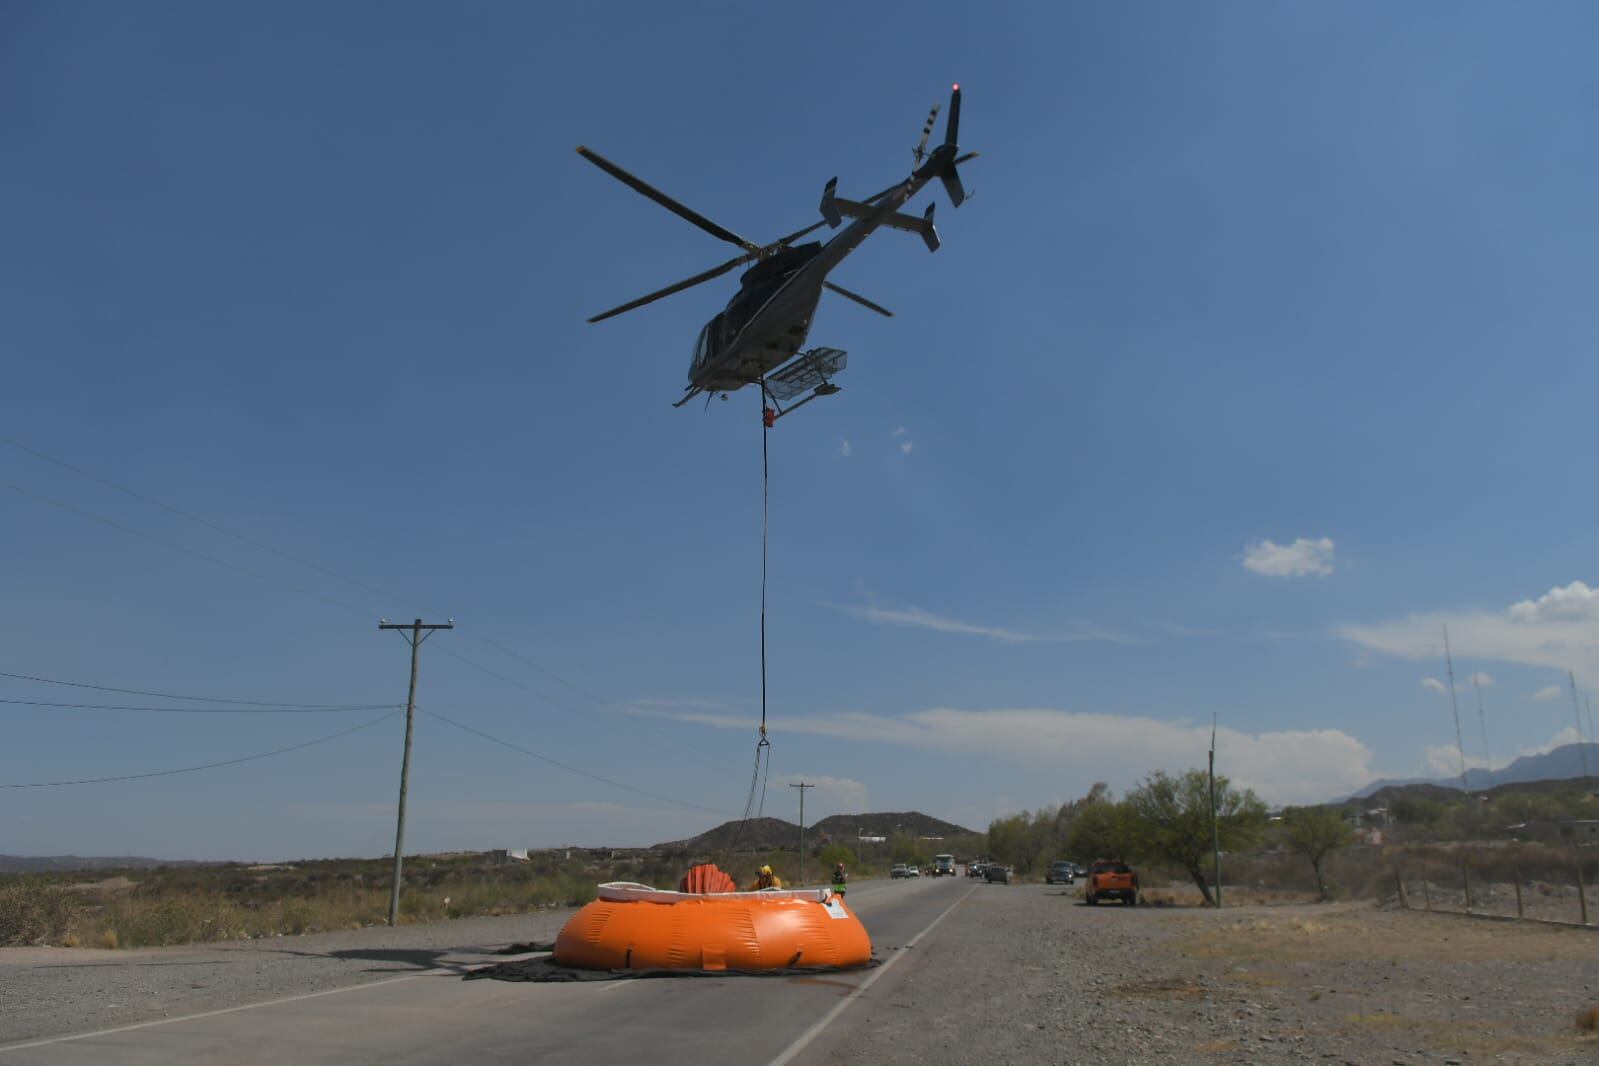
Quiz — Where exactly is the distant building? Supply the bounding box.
[1506,820,1599,845]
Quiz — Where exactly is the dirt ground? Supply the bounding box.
[827,885,1599,1066]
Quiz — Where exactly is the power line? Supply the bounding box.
[0,668,388,708]
[419,706,735,818]
[1,434,619,713]
[2,450,716,765]
[0,698,399,714]
[0,709,400,789]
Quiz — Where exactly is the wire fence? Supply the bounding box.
[1219,841,1597,928]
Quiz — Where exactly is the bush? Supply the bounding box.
[0,879,85,946]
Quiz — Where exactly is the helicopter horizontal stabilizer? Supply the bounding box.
[820,179,940,251]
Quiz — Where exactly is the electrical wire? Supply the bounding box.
[0,709,401,788]
[0,668,388,708]
[0,698,399,714]
[418,706,736,818]
[1,441,721,765]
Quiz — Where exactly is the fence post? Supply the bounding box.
[1393,867,1409,909]
[1512,865,1523,919]
[1461,856,1472,914]
[1578,856,1590,927]
[1421,876,1431,912]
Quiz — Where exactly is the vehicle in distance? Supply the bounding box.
[933,854,956,876]
[984,863,1012,884]
[968,861,988,878]
[1085,860,1139,905]
[891,863,911,879]
[907,865,921,877]
[1044,860,1076,885]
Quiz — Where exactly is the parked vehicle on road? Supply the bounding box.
[907,865,921,877]
[891,863,910,879]
[967,861,987,878]
[1085,860,1139,905]
[984,863,1012,884]
[1044,860,1076,885]
[933,854,956,877]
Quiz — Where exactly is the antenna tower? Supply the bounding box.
[1442,626,1469,791]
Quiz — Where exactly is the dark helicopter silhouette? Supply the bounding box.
[578,85,976,418]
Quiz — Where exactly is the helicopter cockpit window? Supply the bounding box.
[692,312,725,372]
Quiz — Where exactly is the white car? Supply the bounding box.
[907,865,921,877]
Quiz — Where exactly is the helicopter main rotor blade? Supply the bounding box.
[586,252,750,324]
[823,281,893,317]
[576,146,760,254]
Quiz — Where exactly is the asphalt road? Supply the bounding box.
[0,875,978,1065]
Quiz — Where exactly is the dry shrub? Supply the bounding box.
[1578,1005,1599,1033]
[0,878,85,946]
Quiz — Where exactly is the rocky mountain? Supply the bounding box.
[1339,741,1599,801]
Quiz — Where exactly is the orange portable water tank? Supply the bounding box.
[553,882,873,971]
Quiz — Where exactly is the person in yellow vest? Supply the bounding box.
[749,864,783,890]
[830,861,848,897]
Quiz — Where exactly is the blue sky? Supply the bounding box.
[6,2,1599,860]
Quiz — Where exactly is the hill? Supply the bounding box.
[810,811,976,842]
[0,855,215,874]
[1338,742,1599,801]
[651,811,977,854]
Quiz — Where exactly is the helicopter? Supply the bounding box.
[578,85,976,418]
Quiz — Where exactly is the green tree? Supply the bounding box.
[816,844,857,870]
[1122,769,1267,904]
[1282,806,1353,900]
[1066,799,1135,862]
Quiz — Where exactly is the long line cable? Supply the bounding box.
[418,706,734,817]
[0,668,387,708]
[0,709,400,788]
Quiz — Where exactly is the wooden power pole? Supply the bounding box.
[379,617,453,927]
[790,782,814,884]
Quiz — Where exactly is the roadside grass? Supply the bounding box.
[0,846,871,949]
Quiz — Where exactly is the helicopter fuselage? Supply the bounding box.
[684,160,944,403]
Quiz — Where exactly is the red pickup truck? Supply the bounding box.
[1085,860,1139,906]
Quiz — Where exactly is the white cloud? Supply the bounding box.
[1337,578,1599,687]
[892,426,907,438]
[1419,677,1447,694]
[632,704,1376,806]
[840,438,852,458]
[825,603,1142,645]
[1420,744,1476,778]
[1241,537,1336,578]
[1466,672,1493,687]
[1518,726,1586,758]
[1533,685,1564,702]
[899,441,914,455]
[1508,581,1599,623]
[781,775,869,824]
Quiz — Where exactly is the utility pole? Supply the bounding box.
[790,782,814,884]
[1443,626,1469,792]
[1209,713,1221,909]
[379,617,453,927]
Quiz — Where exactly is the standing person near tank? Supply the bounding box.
[749,864,783,890]
[830,861,848,897]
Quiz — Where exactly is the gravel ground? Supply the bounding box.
[0,908,575,1044]
[825,883,1599,1065]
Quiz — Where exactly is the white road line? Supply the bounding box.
[765,884,976,1066]
[0,971,449,1053]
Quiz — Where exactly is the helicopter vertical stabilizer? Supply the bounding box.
[937,85,966,207]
